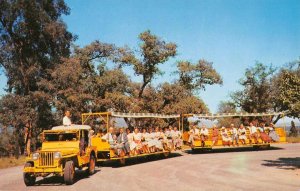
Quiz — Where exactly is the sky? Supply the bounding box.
[0,0,300,119]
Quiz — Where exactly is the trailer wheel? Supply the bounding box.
[87,154,96,175]
[119,158,126,166]
[23,163,36,186]
[163,151,170,158]
[64,161,75,185]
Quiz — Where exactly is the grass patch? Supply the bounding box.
[0,156,26,169]
[286,136,300,143]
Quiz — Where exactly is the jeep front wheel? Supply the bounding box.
[23,163,36,186]
[64,161,75,185]
[87,154,96,175]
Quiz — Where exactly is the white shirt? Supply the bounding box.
[221,130,229,138]
[172,130,182,138]
[200,128,209,136]
[249,126,257,134]
[238,128,246,135]
[190,128,199,135]
[230,128,238,136]
[133,133,142,141]
[63,116,72,126]
[102,133,114,144]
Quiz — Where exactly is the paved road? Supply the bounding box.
[0,143,299,191]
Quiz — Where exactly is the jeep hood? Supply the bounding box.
[41,141,80,155]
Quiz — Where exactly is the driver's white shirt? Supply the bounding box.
[63,116,72,126]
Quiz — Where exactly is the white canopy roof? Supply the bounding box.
[51,125,91,130]
[111,112,180,119]
[192,112,285,118]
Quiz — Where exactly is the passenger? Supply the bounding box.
[165,126,174,150]
[117,128,130,156]
[102,127,119,157]
[159,128,169,151]
[248,122,259,144]
[126,128,138,156]
[200,125,209,147]
[141,128,150,153]
[229,124,239,146]
[211,125,219,146]
[221,127,231,146]
[133,128,143,154]
[63,110,72,126]
[258,123,271,143]
[268,123,280,142]
[188,125,200,146]
[154,127,163,151]
[238,124,247,145]
[172,127,182,150]
[148,128,157,152]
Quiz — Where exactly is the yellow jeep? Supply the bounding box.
[23,125,97,186]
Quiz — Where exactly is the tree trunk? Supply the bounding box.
[138,82,148,98]
[272,114,282,124]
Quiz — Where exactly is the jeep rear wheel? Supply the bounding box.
[87,155,96,175]
[23,163,36,186]
[64,161,75,185]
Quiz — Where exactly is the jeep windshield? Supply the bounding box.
[44,132,78,142]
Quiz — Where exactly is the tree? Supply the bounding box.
[120,30,177,98]
[177,60,223,92]
[0,0,73,95]
[231,62,276,113]
[289,120,298,137]
[217,101,240,127]
[40,41,135,122]
[0,0,73,155]
[271,62,300,120]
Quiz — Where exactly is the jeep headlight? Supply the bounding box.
[54,152,61,159]
[32,153,39,160]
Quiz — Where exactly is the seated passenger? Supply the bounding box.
[200,125,209,147]
[133,128,143,154]
[159,128,169,151]
[258,123,271,143]
[165,126,174,150]
[154,127,163,151]
[102,127,121,157]
[221,127,231,146]
[188,125,200,146]
[211,125,219,146]
[148,128,157,152]
[172,127,182,150]
[238,124,247,145]
[248,122,259,144]
[117,128,130,156]
[268,123,280,142]
[141,128,150,153]
[229,124,239,146]
[126,128,138,156]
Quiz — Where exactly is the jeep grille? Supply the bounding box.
[39,152,54,166]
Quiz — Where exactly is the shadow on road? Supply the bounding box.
[34,169,101,186]
[99,152,183,168]
[184,146,283,154]
[262,157,300,170]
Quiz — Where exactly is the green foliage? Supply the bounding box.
[177,60,223,92]
[217,101,239,127]
[272,65,300,119]
[231,62,276,113]
[0,2,223,156]
[119,30,177,98]
[0,0,73,95]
